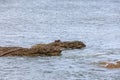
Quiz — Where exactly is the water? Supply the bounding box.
[0,0,120,80]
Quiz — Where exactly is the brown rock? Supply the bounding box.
[30,44,62,56]
[99,61,120,68]
[0,40,86,57]
[47,40,86,49]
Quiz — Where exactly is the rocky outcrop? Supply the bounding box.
[99,61,120,68]
[0,40,86,57]
[32,40,86,50]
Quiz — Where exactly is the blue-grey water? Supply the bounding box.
[0,0,120,80]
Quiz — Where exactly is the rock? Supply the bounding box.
[30,44,62,56]
[0,46,61,57]
[0,40,86,57]
[99,61,120,68]
[42,40,86,50]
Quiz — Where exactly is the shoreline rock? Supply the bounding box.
[0,40,86,57]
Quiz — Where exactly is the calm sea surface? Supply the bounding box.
[0,0,120,80]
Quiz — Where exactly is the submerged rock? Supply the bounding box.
[99,61,120,68]
[0,40,86,57]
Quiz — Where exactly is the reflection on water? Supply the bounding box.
[0,0,120,80]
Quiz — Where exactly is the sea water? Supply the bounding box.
[0,0,120,80]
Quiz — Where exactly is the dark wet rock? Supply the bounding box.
[0,40,86,57]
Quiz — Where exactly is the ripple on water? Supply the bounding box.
[0,0,120,80]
